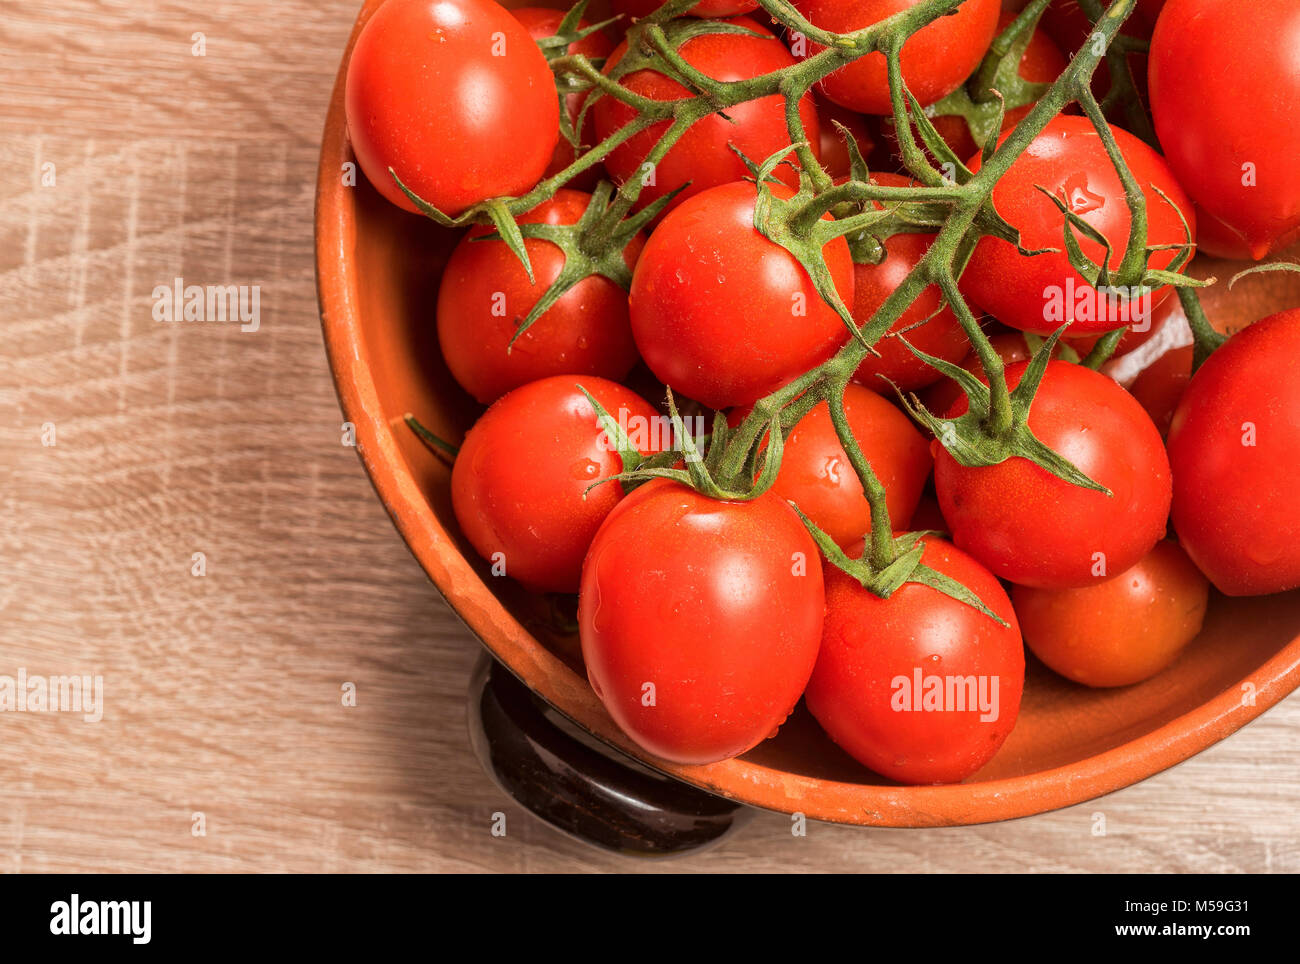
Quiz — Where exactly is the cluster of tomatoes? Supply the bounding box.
[344,0,1300,785]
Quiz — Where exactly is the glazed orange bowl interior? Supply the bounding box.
[316,0,1300,826]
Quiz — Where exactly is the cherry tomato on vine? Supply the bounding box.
[927,10,1067,162]
[345,0,559,216]
[451,376,661,594]
[805,536,1024,785]
[934,359,1171,590]
[629,180,855,410]
[513,7,614,191]
[1040,0,1158,108]
[1149,0,1300,259]
[613,0,759,17]
[733,384,932,550]
[960,116,1196,337]
[593,15,820,215]
[1013,540,1209,688]
[816,96,878,181]
[579,479,825,765]
[1167,309,1300,596]
[793,0,1001,115]
[850,172,969,394]
[919,332,1050,419]
[437,190,643,405]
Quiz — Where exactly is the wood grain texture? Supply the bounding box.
[0,0,1297,874]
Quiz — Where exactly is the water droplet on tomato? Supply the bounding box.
[1247,539,1285,566]
[1060,174,1104,215]
[570,458,601,480]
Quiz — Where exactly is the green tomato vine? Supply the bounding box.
[401,0,1214,617]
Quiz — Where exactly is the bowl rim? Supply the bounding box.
[314,0,1300,827]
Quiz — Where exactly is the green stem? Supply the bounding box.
[826,380,896,569]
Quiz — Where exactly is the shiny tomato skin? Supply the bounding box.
[593,16,819,216]
[794,0,1001,115]
[345,0,559,216]
[1167,310,1300,596]
[579,480,825,765]
[613,0,760,16]
[512,7,614,189]
[451,376,660,594]
[934,360,1171,589]
[1191,204,1261,262]
[806,536,1024,784]
[437,190,643,405]
[1013,540,1208,688]
[763,384,933,550]
[961,116,1195,336]
[629,180,855,410]
[851,173,969,393]
[1149,0,1300,260]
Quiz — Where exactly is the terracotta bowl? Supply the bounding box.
[316,0,1300,827]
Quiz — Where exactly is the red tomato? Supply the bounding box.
[851,173,969,393]
[934,360,1171,589]
[920,331,1053,419]
[437,190,643,405]
[928,10,1068,162]
[816,96,878,180]
[806,536,1024,784]
[737,384,932,549]
[629,180,855,409]
[579,479,825,765]
[1192,205,1260,262]
[1167,309,1300,596]
[793,0,1001,115]
[1064,288,1173,359]
[1128,344,1191,437]
[451,376,660,594]
[593,16,819,215]
[512,7,614,190]
[1042,0,1162,48]
[345,0,559,216]
[613,0,759,16]
[1149,0,1300,259]
[961,116,1196,336]
[909,492,948,532]
[1013,540,1208,688]
[1127,302,1246,436]
[1040,0,1156,107]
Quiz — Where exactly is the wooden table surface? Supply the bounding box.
[1,0,1297,874]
